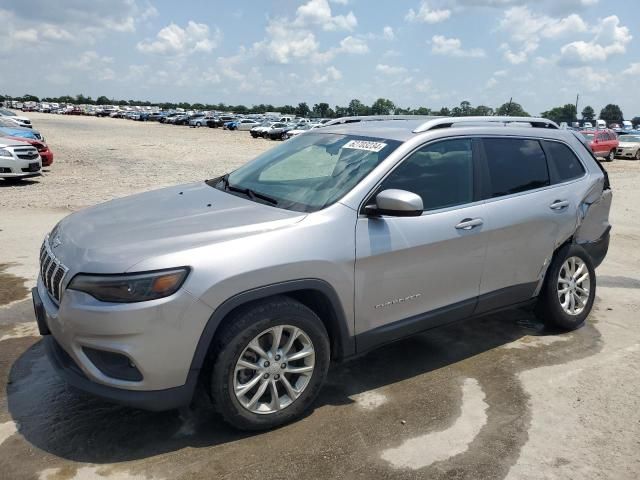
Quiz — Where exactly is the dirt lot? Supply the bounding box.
[0,112,639,480]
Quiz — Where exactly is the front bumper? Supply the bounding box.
[0,155,41,177]
[34,274,214,411]
[615,148,638,158]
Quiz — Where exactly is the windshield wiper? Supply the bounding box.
[219,174,278,206]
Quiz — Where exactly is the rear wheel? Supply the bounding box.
[635,150,640,160]
[535,244,596,330]
[607,149,615,162]
[209,297,330,430]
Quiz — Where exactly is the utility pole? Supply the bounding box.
[575,94,580,118]
[506,97,513,116]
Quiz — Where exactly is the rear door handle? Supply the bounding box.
[550,200,569,210]
[455,218,484,230]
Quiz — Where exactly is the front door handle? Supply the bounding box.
[455,218,483,230]
[550,200,569,210]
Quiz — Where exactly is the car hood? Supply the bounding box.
[53,182,307,273]
[0,126,40,139]
[618,141,640,147]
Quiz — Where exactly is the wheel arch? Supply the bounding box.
[188,279,355,376]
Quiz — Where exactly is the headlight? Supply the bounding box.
[0,148,12,158]
[68,268,189,303]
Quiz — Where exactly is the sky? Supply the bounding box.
[0,0,638,116]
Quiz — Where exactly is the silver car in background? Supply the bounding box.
[33,116,612,430]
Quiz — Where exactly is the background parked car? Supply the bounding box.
[229,119,261,131]
[266,123,296,140]
[0,135,53,166]
[0,125,45,141]
[285,123,321,138]
[615,134,640,160]
[207,115,235,128]
[189,114,214,127]
[581,129,619,161]
[0,138,41,181]
[251,122,279,138]
[0,108,32,128]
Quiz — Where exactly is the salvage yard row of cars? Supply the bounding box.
[0,108,53,182]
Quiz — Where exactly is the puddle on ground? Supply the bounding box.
[0,263,29,306]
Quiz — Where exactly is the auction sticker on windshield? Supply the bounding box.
[342,140,388,152]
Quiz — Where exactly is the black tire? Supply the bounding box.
[607,149,615,162]
[635,150,640,161]
[209,296,330,430]
[535,244,596,331]
[280,132,287,140]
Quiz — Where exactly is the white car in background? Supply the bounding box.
[285,123,321,139]
[615,134,640,160]
[0,108,32,128]
[233,119,262,131]
[0,138,42,181]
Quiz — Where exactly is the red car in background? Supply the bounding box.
[580,129,619,162]
[6,136,54,166]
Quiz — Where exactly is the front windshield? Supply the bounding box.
[210,133,400,212]
[621,136,640,143]
[582,133,594,141]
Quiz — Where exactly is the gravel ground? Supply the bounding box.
[0,113,639,480]
[0,112,273,210]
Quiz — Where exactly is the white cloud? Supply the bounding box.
[567,66,612,91]
[137,21,221,55]
[253,18,320,64]
[376,64,408,75]
[623,63,640,76]
[383,26,395,41]
[559,15,631,65]
[295,0,357,31]
[63,50,116,81]
[405,1,451,24]
[313,65,343,83]
[339,36,369,54]
[498,6,589,63]
[431,35,485,57]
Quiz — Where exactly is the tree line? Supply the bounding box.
[2,93,637,126]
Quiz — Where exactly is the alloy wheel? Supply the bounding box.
[557,256,590,316]
[233,325,315,414]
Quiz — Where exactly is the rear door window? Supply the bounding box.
[543,141,585,183]
[482,138,550,198]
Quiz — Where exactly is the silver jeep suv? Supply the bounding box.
[33,116,612,430]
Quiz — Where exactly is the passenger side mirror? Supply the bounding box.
[365,189,423,217]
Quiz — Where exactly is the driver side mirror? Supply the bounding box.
[365,189,423,217]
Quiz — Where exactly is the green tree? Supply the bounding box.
[599,104,624,126]
[581,106,595,122]
[334,105,349,117]
[312,102,330,117]
[632,117,640,128]
[96,96,110,105]
[370,98,395,115]
[473,105,494,116]
[460,100,473,116]
[541,104,577,124]
[347,99,368,116]
[436,107,451,116]
[413,107,432,115]
[495,101,529,117]
[295,102,311,117]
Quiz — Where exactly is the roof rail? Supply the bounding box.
[412,116,559,133]
[324,115,439,126]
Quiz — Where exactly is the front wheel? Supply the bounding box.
[635,150,640,160]
[535,244,596,331]
[209,297,330,430]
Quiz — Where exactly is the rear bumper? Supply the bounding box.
[43,334,197,411]
[580,226,610,269]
